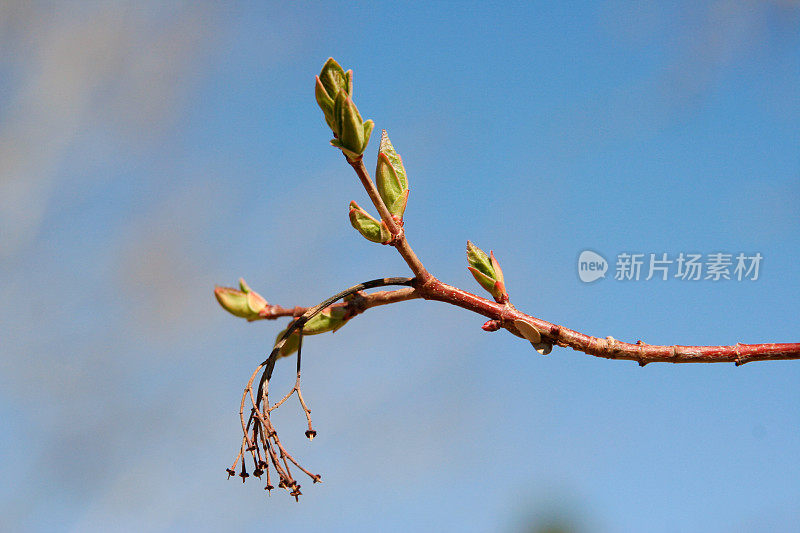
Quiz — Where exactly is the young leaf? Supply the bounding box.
[349,201,391,243]
[376,130,409,218]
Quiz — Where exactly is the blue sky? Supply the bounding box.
[1,2,799,532]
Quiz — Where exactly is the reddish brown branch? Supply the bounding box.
[257,304,306,320]
[258,286,420,321]
[258,278,800,365]
[413,278,800,365]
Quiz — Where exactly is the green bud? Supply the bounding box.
[214,278,268,321]
[315,58,352,132]
[238,278,252,293]
[319,58,351,102]
[303,305,350,334]
[315,58,373,158]
[349,200,391,243]
[315,76,336,131]
[467,240,495,279]
[330,91,373,159]
[336,91,362,151]
[275,328,301,358]
[376,130,409,218]
[274,306,351,359]
[466,241,508,303]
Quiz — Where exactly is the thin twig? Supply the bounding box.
[245,286,421,322]
[347,157,431,283]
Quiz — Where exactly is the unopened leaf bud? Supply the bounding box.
[466,241,509,302]
[274,306,351,359]
[315,58,352,131]
[481,319,501,332]
[349,201,391,243]
[302,305,350,334]
[314,58,373,158]
[319,58,351,99]
[330,91,373,159]
[214,279,268,321]
[376,130,409,218]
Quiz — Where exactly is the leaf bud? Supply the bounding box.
[214,278,268,321]
[315,58,352,131]
[349,200,391,244]
[466,241,509,302]
[375,130,409,219]
[330,91,373,159]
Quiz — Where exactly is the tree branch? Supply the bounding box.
[219,56,800,499]
[257,286,421,320]
[262,277,415,376]
[347,156,431,283]
[255,277,800,366]
[412,278,800,365]
[338,152,800,366]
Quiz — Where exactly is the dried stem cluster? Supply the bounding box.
[229,277,415,497]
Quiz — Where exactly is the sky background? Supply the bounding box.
[1,1,799,532]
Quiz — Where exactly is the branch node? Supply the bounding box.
[605,336,617,355]
[734,342,746,366]
[386,225,405,246]
[636,340,648,367]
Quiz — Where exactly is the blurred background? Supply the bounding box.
[1,1,798,531]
